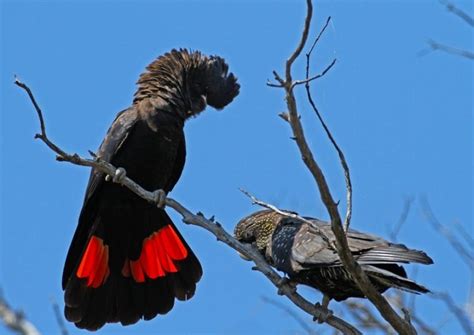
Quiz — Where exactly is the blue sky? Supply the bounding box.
[1,0,472,334]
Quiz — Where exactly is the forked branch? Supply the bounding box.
[269,0,417,334]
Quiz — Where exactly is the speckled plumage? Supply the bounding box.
[235,210,433,302]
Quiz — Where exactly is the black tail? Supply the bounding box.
[364,264,430,294]
[63,199,202,331]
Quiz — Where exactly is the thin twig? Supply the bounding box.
[0,290,41,335]
[420,40,474,60]
[347,295,438,335]
[420,197,474,268]
[50,298,68,335]
[345,301,395,334]
[267,81,284,88]
[411,315,438,335]
[308,16,331,55]
[432,291,473,335]
[285,0,313,85]
[419,1,473,60]
[407,267,419,313]
[440,0,474,27]
[14,76,46,136]
[304,18,351,232]
[467,285,474,323]
[292,58,337,88]
[452,220,474,249]
[420,198,473,332]
[272,1,417,333]
[390,291,438,335]
[389,197,414,242]
[15,79,361,335]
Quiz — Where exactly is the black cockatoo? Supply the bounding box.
[63,49,239,330]
[235,210,432,307]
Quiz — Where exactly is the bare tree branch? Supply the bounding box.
[390,291,438,335]
[50,298,68,335]
[293,58,337,87]
[419,1,473,60]
[285,0,314,83]
[15,79,362,335]
[346,292,439,335]
[440,0,474,27]
[410,315,438,335]
[303,17,352,232]
[467,286,474,323]
[342,195,472,335]
[345,301,396,334]
[389,197,414,242]
[419,197,473,333]
[420,197,474,268]
[270,1,417,334]
[308,16,332,55]
[345,294,439,335]
[432,291,473,335]
[420,40,474,60]
[452,220,474,249]
[0,291,41,335]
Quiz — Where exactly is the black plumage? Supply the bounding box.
[235,210,432,303]
[63,49,239,330]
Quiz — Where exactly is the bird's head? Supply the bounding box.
[234,210,286,260]
[134,49,239,119]
[185,53,240,117]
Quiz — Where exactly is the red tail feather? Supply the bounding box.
[76,236,110,288]
[121,225,189,283]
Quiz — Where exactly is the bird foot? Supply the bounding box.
[113,167,127,183]
[152,189,167,208]
[105,167,127,183]
[312,302,333,324]
[277,277,297,295]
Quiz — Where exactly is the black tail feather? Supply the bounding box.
[364,264,431,294]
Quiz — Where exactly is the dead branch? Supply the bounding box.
[345,301,396,334]
[303,16,352,232]
[389,291,438,335]
[389,197,414,242]
[345,292,438,335]
[440,0,474,27]
[420,197,473,333]
[452,220,474,249]
[0,290,41,335]
[269,0,417,333]
[419,1,473,60]
[292,58,337,88]
[50,298,68,335]
[421,40,474,60]
[420,197,474,268]
[432,291,473,335]
[14,79,361,335]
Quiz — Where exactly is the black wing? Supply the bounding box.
[62,107,138,288]
[290,220,432,268]
[83,108,138,204]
